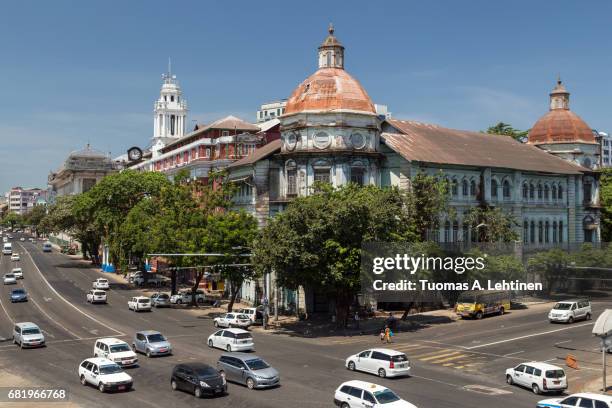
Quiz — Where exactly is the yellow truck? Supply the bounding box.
[455,290,511,319]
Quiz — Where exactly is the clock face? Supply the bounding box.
[128,147,142,161]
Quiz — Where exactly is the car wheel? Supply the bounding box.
[568,316,574,324]
[378,368,386,378]
[347,361,356,371]
[532,384,540,394]
[80,375,87,386]
[132,344,136,352]
[219,370,225,379]
[226,344,232,352]
[171,380,177,391]
[506,375,513,385]
[98,383,105,393]
[499,307,505,316]
[475,311,483,320]
[197,298,204,304]
[146,349,151,358]
[246,377,255,390]
[208,339,214,348]
[586,313,592,321]
[214,321,219,327]
[176,299,182,304]
[194,387,202,398]
[341,403,350,408]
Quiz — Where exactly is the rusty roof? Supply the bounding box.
[528,109,596,145]
[228,139,281,169]
[383,119,587,175]
[284,68,375,115]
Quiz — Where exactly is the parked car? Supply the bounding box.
[237,307,263,324]
[87,290,107,304]
[128,296,152,312]
[549,300,592,323]
[132,273,169,287]
[537,393,612,408]
[78,357,133,393]
[11,268,23,279]
[10,253,20,261]
[170,363,227,398]
[214,313,252,329]
[92,278,110,290]
[94,338,138,367]
[132,330,172,357]
[19,237,25,242]
[150,292,171,308]
[334,380,418,408]
[10,288,28,303]
[506,362,567,394]
[217,353,279,389]
[170,290,205,305]
[3,273,16,285]
[12,322,45,348]
[346,348,411,378]
[208,328,255,352]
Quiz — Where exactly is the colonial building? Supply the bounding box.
[7,187,48,215]
[227,26,601,312]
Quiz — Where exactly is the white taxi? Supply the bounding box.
[537,392,612,408]
[78,357,133,393]
[93,338,138,367]
[334,380,417,408]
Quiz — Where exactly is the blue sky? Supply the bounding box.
[1,1,611,193]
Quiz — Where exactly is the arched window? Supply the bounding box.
[530,221,535,243]
[552,221,558,243]
[286,160,298,196]
[558,185,563,200]
[453,221,459,242]
[545,221,550,243]
[451,179,458,196]
[537,184,543,200]
[538,221,544,243]
[544,184,550,200]
[558,221,563,243]
[529,184,535,199]
[551,185,557,200]
[470,179,477,197]
[462,179,469,196]
[523,221,529,243]
[522,183,528,199]
[462,223,469,242]
[503,180,511,199]
[491,179,498,198]
[350,161,365,186]
[583,216,595,243]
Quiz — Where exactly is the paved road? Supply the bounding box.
[0,235,610,408]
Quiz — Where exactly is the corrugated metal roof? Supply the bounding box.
[228,139,281,169]
[383,119,587,175]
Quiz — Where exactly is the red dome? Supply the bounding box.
[284,68,375,115]
[528,109,595,145]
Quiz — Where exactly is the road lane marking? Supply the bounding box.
[465,322,593,349]
[503,351,525,357]
[430,354,469,364]
[16,242,124,336]
[30,297,81,339]
[0,296,14,324]
[419,351,461,361]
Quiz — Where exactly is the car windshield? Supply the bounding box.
[236,333,252,340]
[236,314,249,319]
[12,289,25,294]
[99,364,123,375]
[22,328,40,335]
[110,344,131,353]
[5,274,14,278]
[373,389,400,404]
[457,293,476,303]
[138,299,150,303]
[245,359,270,370]
[157,294,169,299]
[554,303,572,310]
[194,366,218,377]
[391,354,408,362]
[98,280,108,283]
[147,334,166,343]
[94,291,105,295]
[545,369,565,379]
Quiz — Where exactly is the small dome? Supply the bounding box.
[284,68,375,115]
[528,108,595,145]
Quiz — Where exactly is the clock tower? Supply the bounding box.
[151,60,188,157]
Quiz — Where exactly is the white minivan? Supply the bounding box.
[549,300,592,323]
[94,338,138,367]
[3,242,12,255]
[506,362,567,394]
[346,348,411,378]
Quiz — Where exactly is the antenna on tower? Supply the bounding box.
[168,57,172,76]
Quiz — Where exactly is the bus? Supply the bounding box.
[455,290,511,319]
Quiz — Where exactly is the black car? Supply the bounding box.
[170,363,227,398]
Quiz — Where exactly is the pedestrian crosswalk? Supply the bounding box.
[326,337,490,373]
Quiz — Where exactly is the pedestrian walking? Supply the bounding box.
[379,329,385,343]
[384,326,391,343]
[354,312,360,329]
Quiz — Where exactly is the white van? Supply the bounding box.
[93,338,138,367]
[506,361,567,394]
[42,242,52,253]
[3,242,12,255]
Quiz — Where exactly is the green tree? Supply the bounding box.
[1,212,23,230]
[599,168,612,241]
[253,184,429,326]
[23,205,47,236]
[463,206,519,243]
[409,172,451,240]
[527,249,571,295]
[484,122,529,141]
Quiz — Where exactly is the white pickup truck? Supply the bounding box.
[170,290,206,304]
[130,273,169,287]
